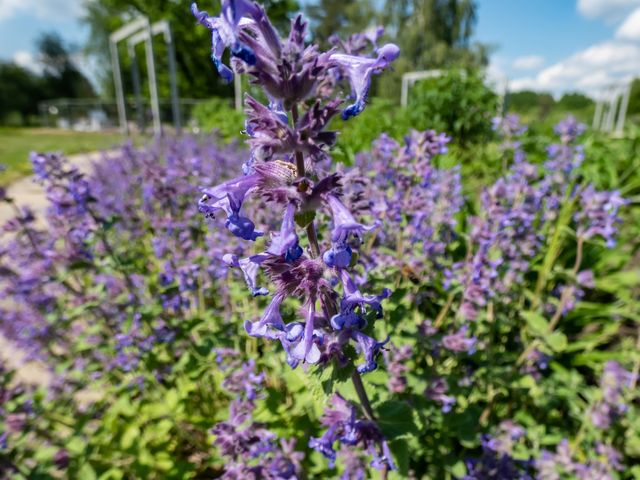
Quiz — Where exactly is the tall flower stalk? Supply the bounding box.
[192,0,399,472]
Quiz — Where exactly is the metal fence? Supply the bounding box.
[37,98,212,134]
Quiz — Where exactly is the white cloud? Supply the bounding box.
[0,0,82,21]
[616,7,640,39]
[577,0,640,23]
[12,50,42,74]
[512,55,545,70]
[510,40,640,96]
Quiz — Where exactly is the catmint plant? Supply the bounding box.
[192,0,400,472]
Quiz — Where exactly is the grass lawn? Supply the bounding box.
[0,128,127,185]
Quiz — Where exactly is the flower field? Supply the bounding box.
[1,1,640,479]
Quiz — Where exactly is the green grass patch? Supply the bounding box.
[0,128,127,185]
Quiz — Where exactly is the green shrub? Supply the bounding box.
[407,69,499,145]
[191,97,245,143]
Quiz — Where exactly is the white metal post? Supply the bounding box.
[592,100,603,130]
[109,40,127,135]
[128,21,180,135]
[615,83,631,136]
[127,41,145,132]
[109,17,151,136]
[235,73,243,111]
[143,22,162,137]
[163,22,182,134]
[605,92,618,132]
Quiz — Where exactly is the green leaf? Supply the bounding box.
[294,210,315,228]
[120,425,140,450]
[375,401,419,440]
[388,439,410,477]
[98,468,124,480]
[521,311,549,335]
[78,463,98,480]
[546,332,568,352]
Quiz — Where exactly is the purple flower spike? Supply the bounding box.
[425,377,456,413]
[554,115,586,144]
[330,43,400,120]
[310,394,395,471]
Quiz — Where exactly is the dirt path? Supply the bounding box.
[0,151,108,386]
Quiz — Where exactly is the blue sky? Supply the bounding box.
[2,0,640,96]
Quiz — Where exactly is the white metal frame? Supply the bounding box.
[109,17,161,137]
[593,83,631,136]
[401,70,443,107]
[127,20,181,134]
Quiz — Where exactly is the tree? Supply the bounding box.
[375,0,488,101]
[382,0,488,71]
[557,92,593,111]
[304,0,376,47]
[0,62,43,125]
[506,90,540,112]
[82,0,299,99]
[37,32,95,100]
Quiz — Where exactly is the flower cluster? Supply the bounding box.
[384,344,413,393]
[309,393,395,471]
[211,350,304,479]
[589,361,634,429]
[191,3,400,472]
[575,185,626,248]
[0,137,249,380]
[537,440,623,480]
[192,1,399,378]
[351,128,460,277]
[463,421,533,480]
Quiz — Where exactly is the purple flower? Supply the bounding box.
[223,252,270,296]
[199,172,263,241]
[384,344,412,393]
[326,194,380,245]
[442,326,477,354]
[576,270,595,289]
[244,293,285,338]
[267,202,302,261]
[554,115,586,144]
[330,44,400,119]
[53,449,70,469]
[191,1,279,82]
[288,302,322,366]
[425,377,456,413]
[574,185,626,248]
[493,114,527,138]
[309,394,395,471]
